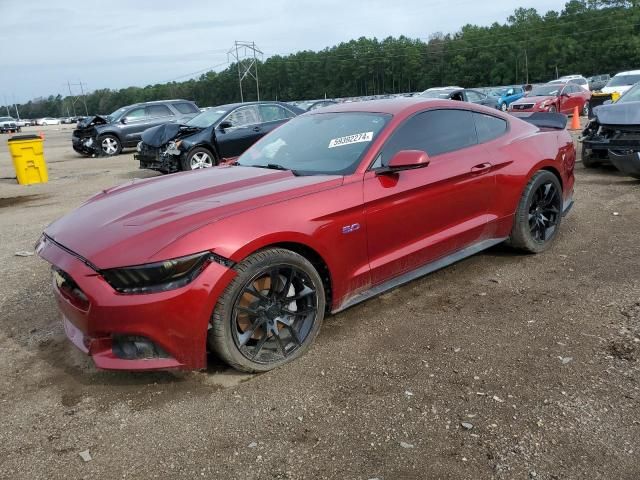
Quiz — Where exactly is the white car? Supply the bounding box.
[550,75,590,91]
[601,70,640,96]
[39,117,61,125]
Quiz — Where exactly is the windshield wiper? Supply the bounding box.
[247,163,300,176]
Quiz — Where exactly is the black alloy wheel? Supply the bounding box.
[209,248,325,372]
[508,170,563,253]
[527,181,562,243]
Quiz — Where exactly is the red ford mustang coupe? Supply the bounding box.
[37,99,575,372]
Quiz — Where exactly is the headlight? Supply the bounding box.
[101,252,212,294]
[165,140,182,156]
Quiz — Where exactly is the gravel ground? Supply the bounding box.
[0,124,639,479]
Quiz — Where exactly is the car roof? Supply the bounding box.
[211,101,301,111]
[307,97,494,116]
[614,70,640,76]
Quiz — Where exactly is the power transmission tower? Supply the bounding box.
[67,80,89,116]
[227,41,262,103]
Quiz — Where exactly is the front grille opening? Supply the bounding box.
[112,335,170,360]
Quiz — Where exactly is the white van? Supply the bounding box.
[602,70,640,96]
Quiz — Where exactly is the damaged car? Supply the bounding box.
[581,81,640,179]
[135,101,303,173]
[72,100,199,157]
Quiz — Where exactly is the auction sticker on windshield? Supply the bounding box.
[328,132,373,148]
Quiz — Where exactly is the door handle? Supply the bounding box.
[252,126,261,132]
[470,162,492,173]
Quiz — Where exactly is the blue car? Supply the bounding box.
[489,86,526,111]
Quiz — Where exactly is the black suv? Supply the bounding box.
[72,99,199,156]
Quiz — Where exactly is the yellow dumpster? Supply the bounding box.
[7,134,48,185]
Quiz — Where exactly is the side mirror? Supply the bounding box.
[377,150,430,175]
[120,117,127,124]
[560,92,570,98]
[219,121,232,131]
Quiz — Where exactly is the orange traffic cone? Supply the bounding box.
[38,131,45,140]
[570,106,581,130]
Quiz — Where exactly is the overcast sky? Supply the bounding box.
[0,0,568,103]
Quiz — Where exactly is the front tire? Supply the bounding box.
[548,105,557,113]
[508,170,563,253]
[181,147,216,171]
[582,101,590,117]
[209,248,325,372]
[500,102,508,112]
[99,134,122,156]
[581,143,599,168]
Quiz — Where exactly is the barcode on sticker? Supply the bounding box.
[328,132,373,148]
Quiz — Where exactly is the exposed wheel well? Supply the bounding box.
[259,242,333,312]
[540,166,563,190]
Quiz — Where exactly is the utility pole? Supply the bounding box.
[524,48,529,84]
[78,81,89,115]
[228,41,262,102]
[3,96,10,116]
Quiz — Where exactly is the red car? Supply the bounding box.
[37,99,575,372]
[509,83,591,116]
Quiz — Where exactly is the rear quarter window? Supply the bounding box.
[473,113,508,143]
[174,102,199,114]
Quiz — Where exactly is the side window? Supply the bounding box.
[465,90,483,102]
[146,104,173,117]
[173,102,199,114]
[377,109,478,165]
[124,107,146,121]
[473,113,508,143]
[259,105,293,123]
[225,106,261,128]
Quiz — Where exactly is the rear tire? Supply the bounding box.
[500,102,508,112]
[508,170,563,254]
[209,248,325,372]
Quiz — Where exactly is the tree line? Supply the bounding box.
[4,0,638,119]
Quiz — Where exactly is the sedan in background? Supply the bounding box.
[489,86,525,111]
[419,87,499,108]
[39,117,61,125]
[135,101,303,173]
[601,70,640,96]
[37,98,575,373]
[509,83,591,115]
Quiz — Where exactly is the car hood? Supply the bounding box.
[77,115,109,129]
[141,123,204,147]
[45,166,343,269]
[593,101,640,126]
[513,95,552,104]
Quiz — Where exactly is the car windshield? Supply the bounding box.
[607,74,640,87]
[530,85,561,96]
[617,82,640,103]
[0,117,12,122]
[185,108,230,128]
[107,107,128,122]
[237,112,391,176]
[420,90,453,99]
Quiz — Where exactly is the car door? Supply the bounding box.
[118,107,149,144]
[558,85,576,113]
[464,90,485,105]
[258,104,296,136]
[363,108,495,285]
[216,105,263,159]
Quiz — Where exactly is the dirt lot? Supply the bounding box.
[0,124,639,479]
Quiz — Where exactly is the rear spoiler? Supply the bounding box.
[511,112,568,130]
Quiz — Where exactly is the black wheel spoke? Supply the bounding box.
[528,181,561,244]
[251,332,270,359]
[232,263,320,366]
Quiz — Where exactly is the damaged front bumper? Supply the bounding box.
[135,143,182,174]
[582,120,640,177]
[72,133,101,156]
[608,150,640,179]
